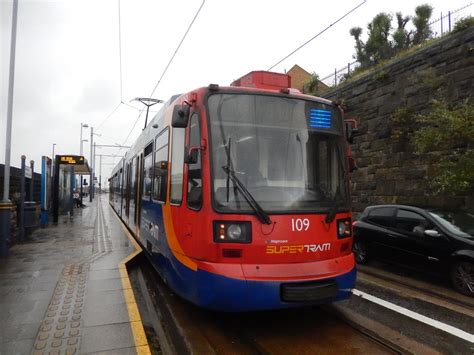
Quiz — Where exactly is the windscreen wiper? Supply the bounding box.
[325,187,341,224]
[222,165,272,225]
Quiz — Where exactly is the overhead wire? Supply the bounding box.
[118,0,124,101]
[118,113,143,148]
[93,133,123,146]
[119,0,206,149]
[148,0,206,98]
[267,0,367,71]
[94,0,125,135]
[95,102,122,132]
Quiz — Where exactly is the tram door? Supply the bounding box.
[135,153,143,237]
[168,113,203,252]
[129,157,137,228]
[125,161,131,224]
[119,168,123,218]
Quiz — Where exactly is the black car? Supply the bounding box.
[352,205,474,296]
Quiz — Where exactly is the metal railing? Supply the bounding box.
[320,3,473,88]
[429,2,473,36]
[320,61,359,87]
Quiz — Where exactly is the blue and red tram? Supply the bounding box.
[109,71,357,311]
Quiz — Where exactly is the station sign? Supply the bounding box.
[25,166,32,179]
[58,155,85,165]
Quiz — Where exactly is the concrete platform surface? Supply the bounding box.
[0,196,150,355]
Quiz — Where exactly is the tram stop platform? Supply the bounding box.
[0,196,151,355]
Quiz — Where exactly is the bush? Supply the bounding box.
[412,100,474,194]
[452,16,474,34]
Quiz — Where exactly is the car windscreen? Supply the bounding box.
[429,211,474,238]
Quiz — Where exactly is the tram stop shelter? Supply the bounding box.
[52,155,90,224]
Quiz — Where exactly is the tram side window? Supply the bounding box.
[131,157,137,202]
[143,143,153,200]
[187,113,202,210]
[153,128,169,202]
[119,168,123,195]
[170,126,185,205]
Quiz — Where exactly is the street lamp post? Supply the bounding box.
[51,143,56,174]
[79,139,88,205]
[99,155,102,193]
[93,142,96,199]
[80,123,89,156]
[90,128,94,202]
[79,124,88,205]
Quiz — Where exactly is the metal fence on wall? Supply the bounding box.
[320,3,473,88]
[0,164,41,203]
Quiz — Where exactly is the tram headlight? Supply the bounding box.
[337,218,352,239]
[213,221,251,243]
[227,224,242,240]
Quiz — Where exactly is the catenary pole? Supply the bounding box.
[90,127,94,202]
[1,0,19,258]
[2,0,18,203]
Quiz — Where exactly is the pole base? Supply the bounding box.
[0,201,13,258]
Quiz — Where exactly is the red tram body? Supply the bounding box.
[109,71,357,311]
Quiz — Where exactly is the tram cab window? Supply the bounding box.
[170,125,185,205]
[187,113,202,210]
[143,142,153,200]
[153,128,169,202]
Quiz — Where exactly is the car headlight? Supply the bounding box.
[213,221,251,243]
[337,218,352,239]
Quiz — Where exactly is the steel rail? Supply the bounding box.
[358,267,474,311]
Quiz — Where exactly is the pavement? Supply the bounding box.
[0,195,150,355]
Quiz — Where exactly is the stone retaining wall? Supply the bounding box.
[323,27,474,212]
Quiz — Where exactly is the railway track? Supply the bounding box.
[357,265,474,312]
[128,254,407,354]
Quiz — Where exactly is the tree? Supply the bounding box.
[348,5,434,73]
[412,4,433,44]
[393,12,412,52]
[350,13,395,69]
[349,27,370,67]
[412,100,474,194]
[364,13,393,64]
[304,72,321,95]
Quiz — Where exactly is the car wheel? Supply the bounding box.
[353,240,369,264]
[450,261,474,296]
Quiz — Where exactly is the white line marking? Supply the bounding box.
[352,289,474,343]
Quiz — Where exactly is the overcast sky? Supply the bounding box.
[1,0,472,187]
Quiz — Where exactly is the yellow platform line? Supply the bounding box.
[113,211,152,355]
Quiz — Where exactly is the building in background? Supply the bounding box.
[287,64,329,95]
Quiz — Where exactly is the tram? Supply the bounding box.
[109,71,357,311]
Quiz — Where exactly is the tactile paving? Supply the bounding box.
[32,262,87,354]
[32,201,114,354]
